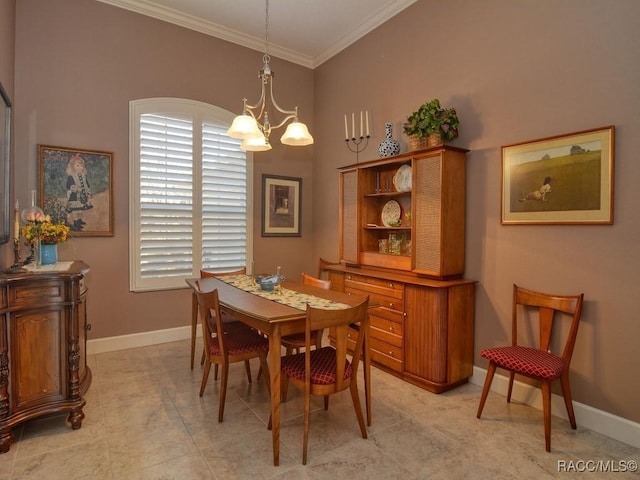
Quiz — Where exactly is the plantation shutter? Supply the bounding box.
[130,99,250,292]
[138,113,194,286]
[201,122,247,272]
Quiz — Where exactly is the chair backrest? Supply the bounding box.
[200,267,246,278]
[512,284,584,364]
[318,257,338,279]
[304,297,369,390]
[193,282,227,356]
[301,272,331,290]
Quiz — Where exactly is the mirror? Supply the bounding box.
[0,81,10,244]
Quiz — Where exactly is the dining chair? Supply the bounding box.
[191,268,250,378]
[193,282,270,422]
[281,272,331,356]
[280,297,370,464]
[476,284,584,452]
[318,257,339,279]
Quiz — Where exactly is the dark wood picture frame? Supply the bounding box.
[501,126,614,225]
[261,174,302,237]
[38,144,114,236]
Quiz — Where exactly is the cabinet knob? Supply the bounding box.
[85,323,92,331]
[388,326,394,332]
[388,351,394,356]
[389,303,395,309]
[389,283,394,288]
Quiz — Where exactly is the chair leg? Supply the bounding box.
[214,363,218,380]
[559,372,577,429]
[199,359,212,397]
[349,381,368,439]
[477,362,496,418]
[324,395,329,410]
[218,362,230,423]
[507,371,516,403]
[201,348,206,367]
[541,380,552,452]
[302,385,311,465]
[244,360,252,383]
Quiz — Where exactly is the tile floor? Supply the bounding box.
[0,338,637,479]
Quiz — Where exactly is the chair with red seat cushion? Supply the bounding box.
[192,268,253,382]
[279,297,369,465]
[193,282,270,422]
[476,284,584,452]
[280,273,331,356]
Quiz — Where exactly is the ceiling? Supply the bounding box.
[97,0,418,68]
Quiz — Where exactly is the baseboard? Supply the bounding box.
[470,366,640,449]
[87,325,198,355]
[87,329,638,449]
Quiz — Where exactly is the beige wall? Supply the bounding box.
[312,0,640,423]
[3,0,638,424]
[9,0,315,338]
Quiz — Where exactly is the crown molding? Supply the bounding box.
[96,0,417,69]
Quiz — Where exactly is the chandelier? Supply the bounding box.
[226,0,314,152]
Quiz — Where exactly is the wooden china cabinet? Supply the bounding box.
[0,261,91,453]
[329,145,475,393]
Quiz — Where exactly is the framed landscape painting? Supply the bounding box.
[501,126,614,225]
[262,174,301,237]
[38,145,114,236]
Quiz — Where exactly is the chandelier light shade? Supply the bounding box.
[281,121,314,146]
[241,135,272,152]
[227,0,313,151]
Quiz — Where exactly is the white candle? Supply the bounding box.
[366,111,370,136]
[360,111,363,138]
[14,200,19,240]
[344,114,349,140]
[351,112,355,139]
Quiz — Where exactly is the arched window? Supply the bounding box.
[129,98,253,291]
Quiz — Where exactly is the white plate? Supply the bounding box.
[393,164,412,192]
[381,200,401,227]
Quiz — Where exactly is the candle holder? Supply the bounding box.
[4,238,26,273]
[345,134,370,163]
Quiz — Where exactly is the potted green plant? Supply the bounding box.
[403,99,459,148]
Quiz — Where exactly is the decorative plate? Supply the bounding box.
[381,200,401,227]
[393,164,412,192]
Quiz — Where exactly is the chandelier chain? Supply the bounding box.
[264,0,270,60]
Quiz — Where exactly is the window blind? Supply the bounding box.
[130,99,250,291]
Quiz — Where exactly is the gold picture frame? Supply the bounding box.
[38,144,114,236]
[501,126,614,225]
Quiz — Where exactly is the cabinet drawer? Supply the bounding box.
[346,288,404,314]
[0,286,6,309]
[345,327,403,373]
[345,274,404,300]
[10,281,65,306]
[370,315,403,346]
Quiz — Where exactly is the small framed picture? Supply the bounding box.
[501,126,614,225]
[38,145,114,236]
[262,174,301,237]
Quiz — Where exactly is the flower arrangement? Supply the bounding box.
[21,217,70,245]
[402,98,459,141]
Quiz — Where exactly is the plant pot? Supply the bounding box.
[427,132,443,147]
[40,243,58,265]
[407,135,426,151]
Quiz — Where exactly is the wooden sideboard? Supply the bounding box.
[326,264,475,393]
[0,261,91,453]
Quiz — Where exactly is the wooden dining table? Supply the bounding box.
[186,275,371,466]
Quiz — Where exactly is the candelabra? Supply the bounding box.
[344,110,370,162]
[345,134,371,163]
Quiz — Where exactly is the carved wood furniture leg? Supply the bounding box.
[0,429,13,453]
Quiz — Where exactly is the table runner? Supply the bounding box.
[217,275,350,311]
